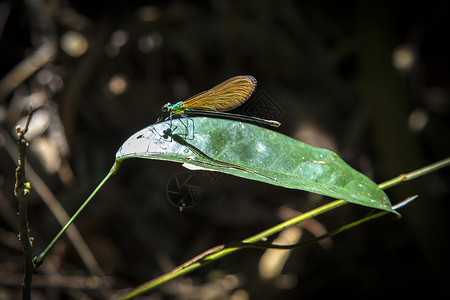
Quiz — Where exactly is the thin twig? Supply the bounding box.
[121,193,418,299]
[14,108,34,300]
[379,157,450,190]
[1,127,106,277]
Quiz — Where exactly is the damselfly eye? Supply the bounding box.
[162,104,168,112]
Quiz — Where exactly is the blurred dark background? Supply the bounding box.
[1,0,449,299]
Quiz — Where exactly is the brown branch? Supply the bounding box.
[14,108,34,300]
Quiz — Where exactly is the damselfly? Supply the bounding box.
[162,75,280,127]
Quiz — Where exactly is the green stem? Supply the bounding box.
[209,199,348,259]
[379,157,450,190]
[220,195,415,252]
[121,199,347,299]
[121,195,418,299]
[33,160,122,268]
[120,158,450,299]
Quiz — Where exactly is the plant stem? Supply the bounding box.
[121,199,347,299]
[379,157,450,190]
[209,199,348,260]
[33,160,122,268]
[14,110,33,300]
[121,157,450,299]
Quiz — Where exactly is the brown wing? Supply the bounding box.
[181,75,257,112]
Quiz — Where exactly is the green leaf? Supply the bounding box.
[116,117,395,213]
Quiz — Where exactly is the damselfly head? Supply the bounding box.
[162,103,171,112]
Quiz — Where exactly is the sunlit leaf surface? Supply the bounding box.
[116,117,394,212]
